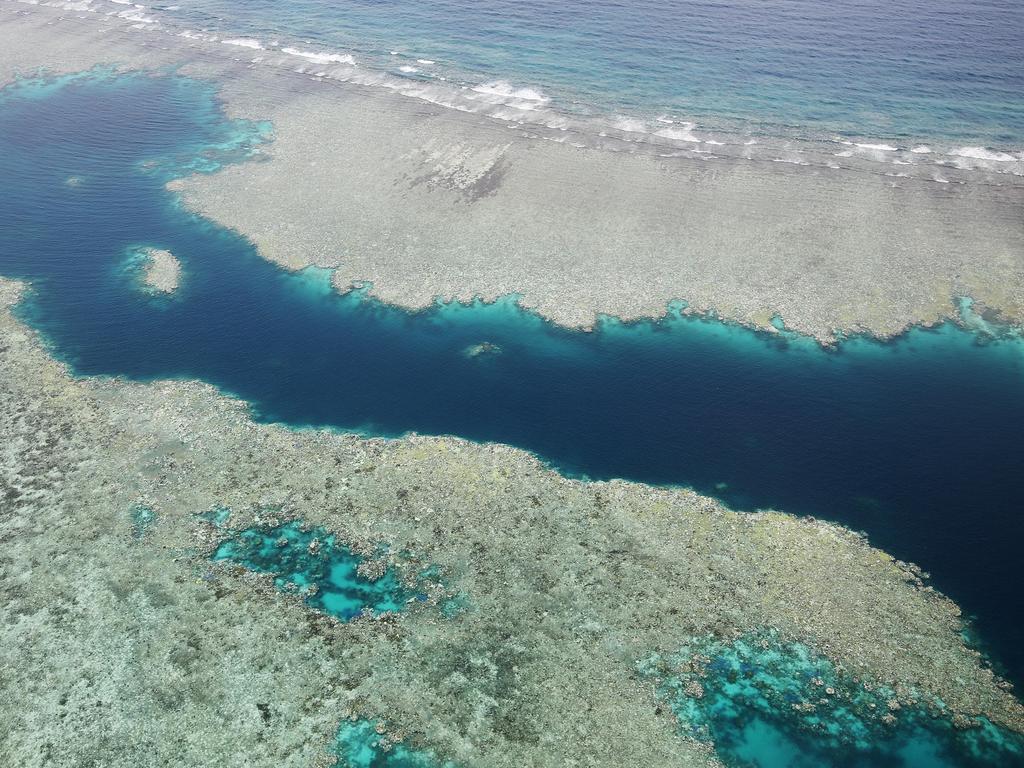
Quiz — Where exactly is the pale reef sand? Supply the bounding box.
[0,274,1021,765]
[1,1,1023,342]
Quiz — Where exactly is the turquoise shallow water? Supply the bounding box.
[210,519,414,620]
[640,632,1024,768]
[332,720,455,768]
[1,72,1024,765]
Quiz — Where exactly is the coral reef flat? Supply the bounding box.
[0,276,1021,766]
[1,1,1023,342]
[177,93,1024,342]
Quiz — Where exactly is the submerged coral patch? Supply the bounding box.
[462,341,502,358]
[210,520,412,621]
[197,505,232,528]
[130,503,157,539]
[332,719,455,768]
[639,631,1024,767]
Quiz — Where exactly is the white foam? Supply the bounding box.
[910,146,932,154]
[471,80,549,103]
[398,66,418,74]
[654,123,700,143]
[115,4,155,22]
[222,38,263,50]
[855,142,898,151]
[704,139,724,146]
[416,59,435,65]
[281,46,356,65]
[612,117,647,134]
[951,146,1018,162]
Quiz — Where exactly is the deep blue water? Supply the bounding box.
[166,0,1024,147]
[1,73,1024,764]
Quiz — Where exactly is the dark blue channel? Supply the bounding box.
[1,73,1023,696]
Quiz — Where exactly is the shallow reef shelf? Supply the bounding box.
[209,519,418,621]
[638,631,1024,768]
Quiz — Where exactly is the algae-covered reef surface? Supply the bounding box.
[0,277,1021,767]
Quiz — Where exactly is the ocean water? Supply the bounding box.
[639,631,1024,768]
[107,0,1024,152]
[1,71,1024,764]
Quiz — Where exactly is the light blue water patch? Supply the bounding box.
[130,504,157,539]
[140,116,272,180]
[957,297,1024,344]
[332,719,456,768]
[117,246,152,288]
[197,506,232,528]
[210,520,418,621]
[638,631,1024,768]
[290,265,338,300]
